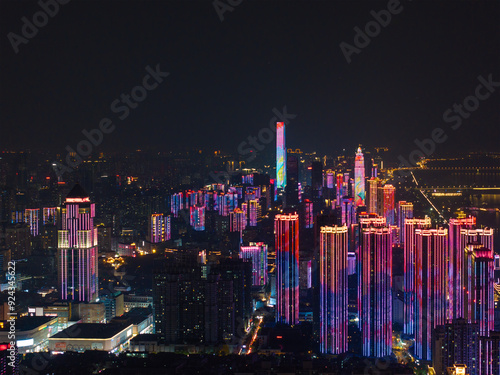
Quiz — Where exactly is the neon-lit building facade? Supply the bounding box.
[43,207,58,225]
[336,174,343,206]
[57,184,98,303]
[190,206,205,231]
[358,226,392,358]
[367,178,378,214]
[304,199,313,229]
[276,122,286,191]
[397,201,413,244]
[239,242,268,286]
[275,213,299,324]
[414,228,448,361]
[149,213,170,243]
[354,147,365,206]
[448,216,476,320]
[230,208,246,235]
[24,208,40,236]
[319,225,348,354]
[170,193,183,218]
[382,185,395,225]
[403,217,432,336]
[464,244,494,336]
[248,199,259,227]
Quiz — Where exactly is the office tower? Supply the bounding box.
[397,201,413,244]
[190,205,205,231]
[239,242,268,286]
[354,147,365,206]
[319,225,348,354]
[448,217,476,320]
[276,122,286,191]
[42,207,58,225]
[414,228,448,361]
[380,184,395,225]
[358,226,392,358]
[366,178,378,214]
[403,217,432,335]
[24,208,39,236]
[275,213,299,324]
[57,184,98,302]
[432,319,480,375]
[170,192,183,218]
[149,213,165,243]
[464,244,494,336]
[479,331,500,375]
[339,197,356,227]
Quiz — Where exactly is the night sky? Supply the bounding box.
[1,0,499,159]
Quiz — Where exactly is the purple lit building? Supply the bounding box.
[319,225,348,354]
[239,242,268,286]
[275,213,299,324]
[57,184,98,302]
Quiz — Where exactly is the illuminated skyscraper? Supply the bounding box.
[325,170,334,189]
[379,184,395,225]
[42,207,58,225]
[366,178,378,214]
[276,122,286,191]
[414,228,448,361]
[275,213,299,324]
[464,244,494,336]
[448,217,476,320]
[149,213,170,243]
[403,217,432,336]
[24,208,39,236]
[319,225,348,354]
[358,226,392,358]
[397,201,413,244]
[229,208,246,235]
[336,174,343,206]
[190,206,205,231]
[247,199,260,227]
[354,147,365,206]
[170,192,183,218]
[239,242,268,286]
[57,184,98,302]
[304,199,313,229]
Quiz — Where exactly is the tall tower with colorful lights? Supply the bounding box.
[276,122,286,193]
[275,213,299,324]
[354,147,365,206]
[57,184,98,303]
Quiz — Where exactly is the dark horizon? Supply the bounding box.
[1,0,499,159]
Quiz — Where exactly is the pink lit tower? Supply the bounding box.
[354,147,365,207]
[57,184,98,302]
